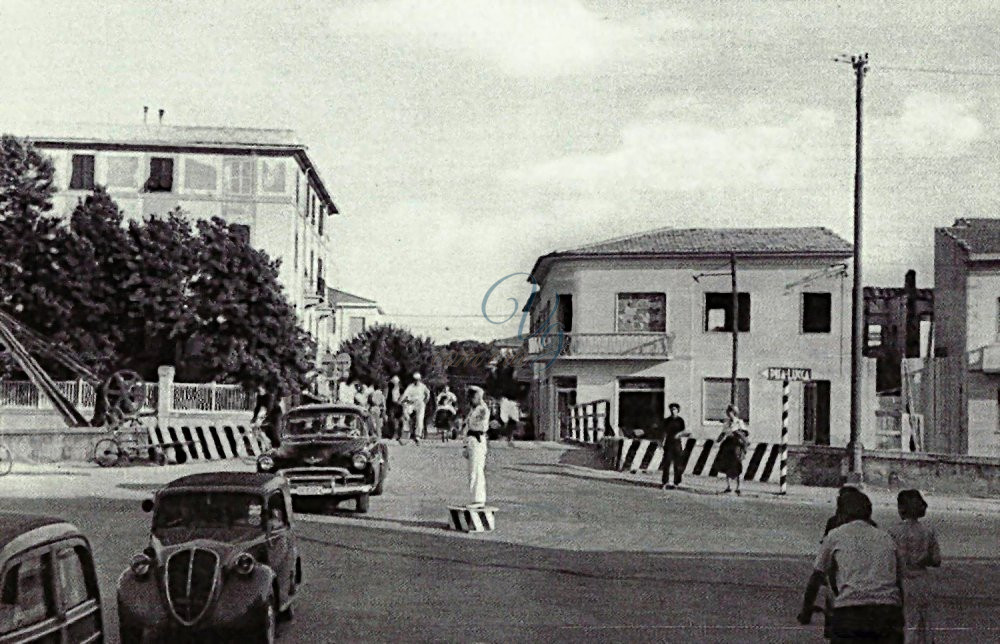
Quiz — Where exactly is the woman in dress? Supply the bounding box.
[715,404,750,495]
[888,489,941,643]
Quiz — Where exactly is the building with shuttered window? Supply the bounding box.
[524,225,879,447]
[23,122,340,368]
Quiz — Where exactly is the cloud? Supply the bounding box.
[874,92,985,157]
[505,104,837,193]
[327,0,689,77]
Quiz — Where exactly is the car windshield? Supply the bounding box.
[153,492,265,533]
[284,412,366,438]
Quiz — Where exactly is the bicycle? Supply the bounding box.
[94,414,165,468]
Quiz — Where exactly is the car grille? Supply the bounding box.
[165,548,219,626]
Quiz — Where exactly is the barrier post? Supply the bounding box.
[780,378,789,495]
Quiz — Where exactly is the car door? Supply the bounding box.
[265,492,294,606]
[0,546,60,644]
[52,540,103,644]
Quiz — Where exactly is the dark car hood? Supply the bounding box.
[274,438,365,462]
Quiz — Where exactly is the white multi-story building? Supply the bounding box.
[325,288,385,352]
[524,226,879,446]
[25,122,339,366]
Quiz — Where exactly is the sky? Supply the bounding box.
[2,0,999,342]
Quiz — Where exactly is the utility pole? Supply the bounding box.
[730,252,739,405]
[836,52,868,481]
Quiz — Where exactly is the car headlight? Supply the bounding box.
[130,553,152,578]
[234,553,255,576]
[351,453,368,470]
[257,455,275,472]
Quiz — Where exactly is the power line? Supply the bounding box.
[877,65,1000,78]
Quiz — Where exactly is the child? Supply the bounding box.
[888,490,941,643]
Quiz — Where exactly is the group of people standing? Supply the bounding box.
[657,402,749,494]
[799,487,941,643]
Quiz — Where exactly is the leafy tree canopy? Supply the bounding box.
[339,324,445,391]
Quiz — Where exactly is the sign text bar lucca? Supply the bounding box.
[762,367,812,381]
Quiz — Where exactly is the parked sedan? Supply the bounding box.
[0,513,105,644]
[257,404,389,513]
[117,472,302,643]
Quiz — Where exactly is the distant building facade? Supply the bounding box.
[921,218,1000,456]
[24,123,339,367]
[863,270,934,394]
[524,226,878,446]
[326,288,384,352]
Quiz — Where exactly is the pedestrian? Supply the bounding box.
[887,490,941,644]
[435,385,458,442]
[387,375,404,443]
[499,396,520,445]
[715,404,749,495]
[400,372,431,443]
[819,487,878,639]
[798,488,905,643]
[352,381,369,408]
[464,386,489,507]
[259,385,284,448]
[659,403,690,489]
[251,384,270,424]
[368,386,386,438]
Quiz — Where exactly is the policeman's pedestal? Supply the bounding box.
[447,505,498,532]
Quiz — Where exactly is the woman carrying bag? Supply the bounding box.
[715,404,750,495]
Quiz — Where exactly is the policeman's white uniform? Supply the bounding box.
[465,399,490,506]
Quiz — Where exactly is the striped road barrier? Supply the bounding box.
[447,505,497,532]
[151,425,264,462]
[612,437,784,483]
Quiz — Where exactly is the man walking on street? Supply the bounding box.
[401,372,431,443]
[660,403,690,489]
[388,375,404,443]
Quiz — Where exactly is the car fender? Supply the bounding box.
[212,564,276,625]
[116,568,167,627]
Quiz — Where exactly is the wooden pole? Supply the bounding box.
[848,53,869,480]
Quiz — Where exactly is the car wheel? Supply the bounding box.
[119,619,144,644]
[356,493,370,513]
[248,595,278,644]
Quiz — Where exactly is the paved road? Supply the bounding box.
[2,442,998,642]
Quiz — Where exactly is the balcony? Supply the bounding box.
[526,332,674,361]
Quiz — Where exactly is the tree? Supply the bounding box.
[0,135,54,220]
[340,324,445,390]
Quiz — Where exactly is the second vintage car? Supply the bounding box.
[257,403,389,513]
[116,472,302,643]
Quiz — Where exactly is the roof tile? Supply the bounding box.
[571,225,852,255]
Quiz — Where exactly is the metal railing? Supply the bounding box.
[172,383,254,412]
[527,332,674,359]
[0,380,239,413]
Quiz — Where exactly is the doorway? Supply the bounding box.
[803,380,831,445]
[617,378,664,438]
[555,376,577,439]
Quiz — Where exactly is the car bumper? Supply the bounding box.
[279,467,374,497]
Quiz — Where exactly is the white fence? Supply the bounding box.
[0,380,252,413]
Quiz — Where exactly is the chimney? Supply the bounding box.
[158,109,165,125]
[143,106,148,124]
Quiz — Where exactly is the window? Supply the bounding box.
[260,159,286,193]
[703,377,750,422]
[106,156,139,188]
[311,195,316,226]
[557,294,573,332]
[293,228,299,270]
[145,157,174,192]
[704,293,750,332]
[867,324,883,348]
[318,205,325,236]
[616,293,666,332]
[0,551,56,635]
[348,317,366,337]
[231,224,251,244]
[316,259,324,295]
[184,158,217,191]
[69,154,95,190]
[55,546,97,610]
[224,158,254,195]
[295,173,300,205]
[329,315,336,335]
[304,185,311,218]
[309,251,314,282]
[802,292,832,333]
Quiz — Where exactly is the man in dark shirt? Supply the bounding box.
[660,403,690,489]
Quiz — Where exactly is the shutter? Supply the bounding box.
[703,379,730,422]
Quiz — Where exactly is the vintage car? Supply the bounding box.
[117,472,302,643]
[256,403,388,513]
[0,513,105,644]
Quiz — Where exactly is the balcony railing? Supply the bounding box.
[526,332,674,360]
